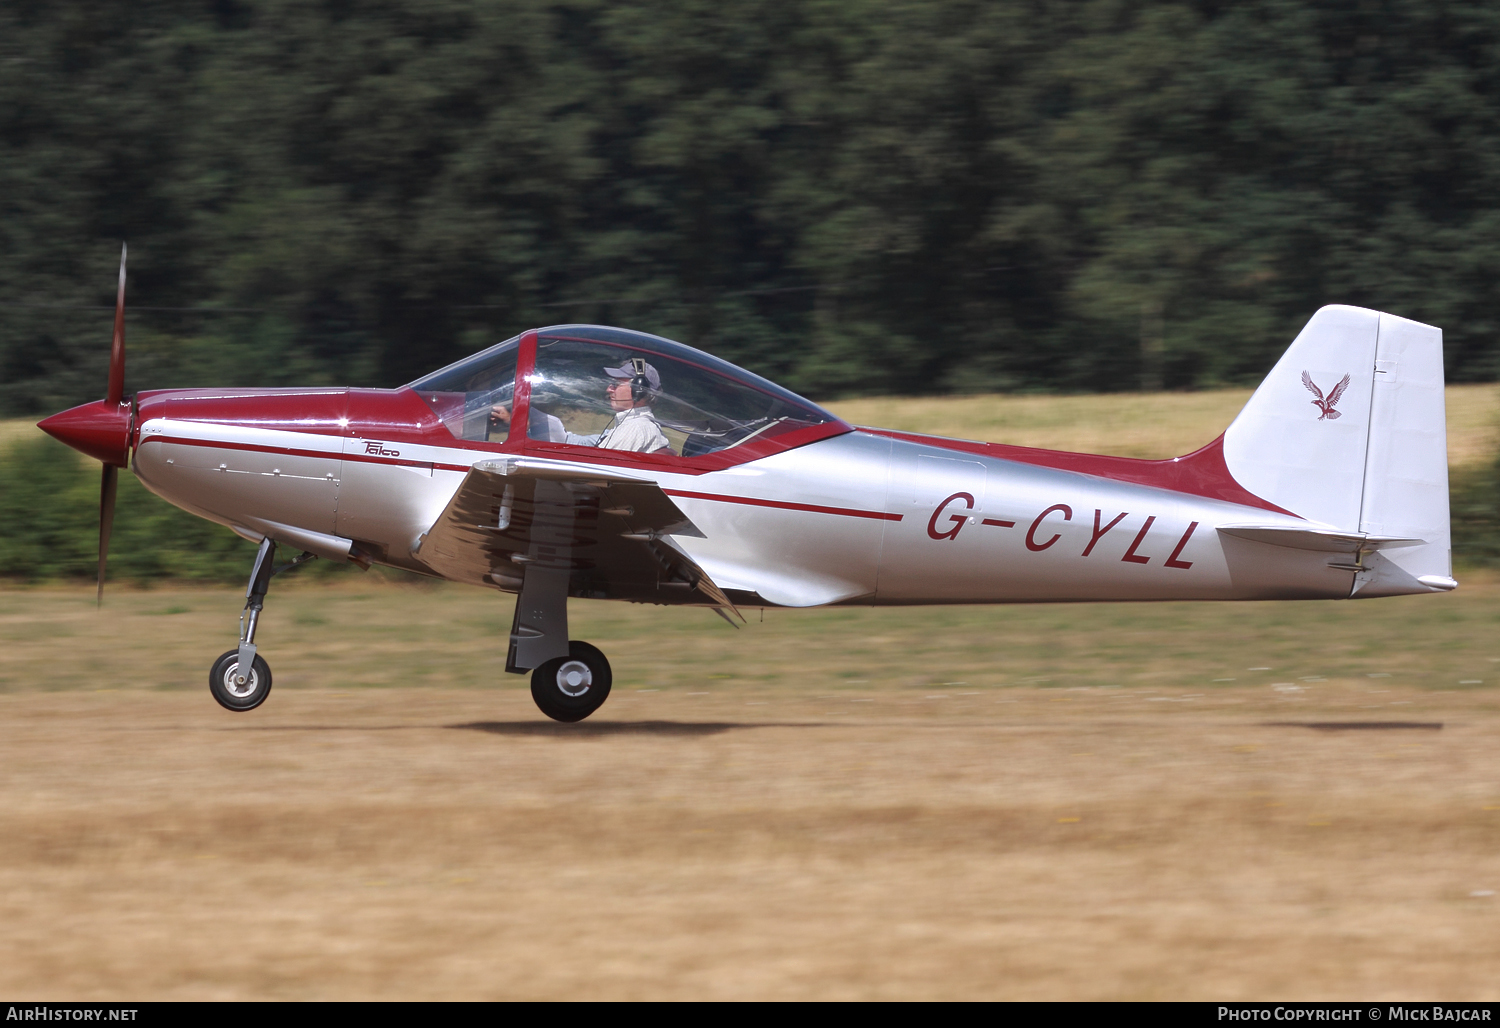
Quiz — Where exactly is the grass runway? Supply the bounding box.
[1,582,1499,999]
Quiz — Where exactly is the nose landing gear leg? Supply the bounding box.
[209,538,315,712]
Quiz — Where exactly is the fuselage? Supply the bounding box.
[127,383,1354,608]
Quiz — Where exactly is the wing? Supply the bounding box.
[414,457,740,617]
[1325,373,1352,408]
[1300,369,1323,401]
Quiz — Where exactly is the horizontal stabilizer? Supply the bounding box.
[1217,524,1424,553]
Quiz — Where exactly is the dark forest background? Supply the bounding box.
[6,0,1500,417]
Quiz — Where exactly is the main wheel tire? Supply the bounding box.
[209,649,273,712]
[530,642,612,723]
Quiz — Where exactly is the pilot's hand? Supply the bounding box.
[489,403,512,425]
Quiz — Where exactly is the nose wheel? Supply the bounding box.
[531,642,612,722]
[209,536,314,712]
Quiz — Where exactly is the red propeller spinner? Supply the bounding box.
[37,244,134,603]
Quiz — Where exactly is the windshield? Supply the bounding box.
[409,335,521,442]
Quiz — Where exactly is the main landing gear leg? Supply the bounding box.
[209,538,315,712]
[505,564,612,723]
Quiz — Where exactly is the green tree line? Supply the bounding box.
[5,0,1500,416]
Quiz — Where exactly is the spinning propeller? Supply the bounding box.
[37,244,134,604]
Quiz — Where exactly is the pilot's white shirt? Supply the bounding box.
[567,406,671,454]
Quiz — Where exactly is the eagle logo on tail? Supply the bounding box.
[1302,370,1351,420]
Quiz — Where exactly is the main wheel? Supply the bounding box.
[209,649,273,712]
[530,642,612,722]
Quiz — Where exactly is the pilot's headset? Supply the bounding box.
[627,356,655,402]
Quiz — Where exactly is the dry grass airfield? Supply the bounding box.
[2,583,1500,1001]
[2,386,1500,999]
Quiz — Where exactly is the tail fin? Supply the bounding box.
[1222,305,1453,596]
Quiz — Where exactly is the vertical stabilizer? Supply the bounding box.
[1222,305,1453,596]
[1223,305,1380,530]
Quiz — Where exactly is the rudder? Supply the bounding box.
[1356,312,1453,595]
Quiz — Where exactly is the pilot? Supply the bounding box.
[490,357,672,454]
[588,358,672,454]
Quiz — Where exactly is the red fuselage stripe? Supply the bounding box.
[663,489,902,522]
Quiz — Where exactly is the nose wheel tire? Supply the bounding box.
[531,642,612,722]
[209,649,273,712]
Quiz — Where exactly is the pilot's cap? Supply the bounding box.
[603,358,661,391]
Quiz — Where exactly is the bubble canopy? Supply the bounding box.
[409,325,842,461]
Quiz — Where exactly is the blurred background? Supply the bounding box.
[5,0,1500,579]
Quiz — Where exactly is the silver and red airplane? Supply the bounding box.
[40,248,1454,720]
